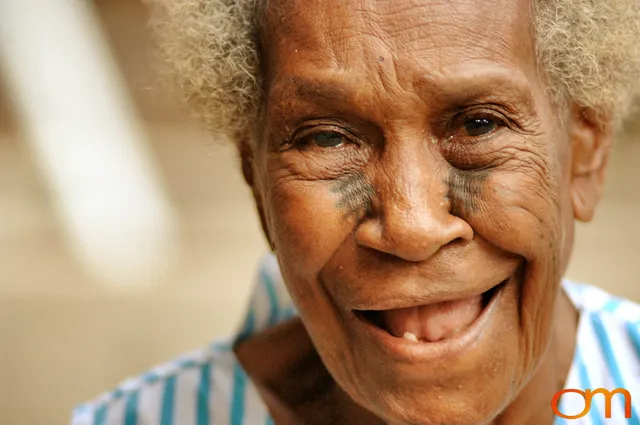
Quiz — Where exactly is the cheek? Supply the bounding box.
[462,150,564,263]
[261,179,361,382]
[262,179,350,297]
[459,151,567,359]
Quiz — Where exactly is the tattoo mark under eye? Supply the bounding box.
[445,168,490,217]
[331,173,376,218]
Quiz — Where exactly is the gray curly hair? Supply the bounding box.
[149,0,640,143]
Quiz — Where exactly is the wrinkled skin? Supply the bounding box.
[236,0,613,424]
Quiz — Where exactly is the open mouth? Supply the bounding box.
[355,281,506,343]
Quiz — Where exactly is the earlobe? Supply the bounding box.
[238,139,277,251]
[571,174,601,222]
[569,107,613,223]
[239,139,256,188]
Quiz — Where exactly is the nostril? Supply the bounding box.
[448,236,470,248]
[354,201,474,262]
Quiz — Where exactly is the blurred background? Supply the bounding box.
[0,1,637,424]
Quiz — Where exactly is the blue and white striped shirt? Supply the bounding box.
[71,254,640,425]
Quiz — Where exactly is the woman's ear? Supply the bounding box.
[239,139,257,189]
[239,139,276,251]
[569,106,614,223]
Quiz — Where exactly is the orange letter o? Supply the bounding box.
[552,389,591,419]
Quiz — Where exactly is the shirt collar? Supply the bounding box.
[235,253,297,343]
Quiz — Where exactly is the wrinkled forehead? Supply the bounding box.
[259,0,539,91]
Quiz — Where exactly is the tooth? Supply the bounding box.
[445,327,462,339]
[403,332,419,342]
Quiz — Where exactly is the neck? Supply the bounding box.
[234,318,384,424]
[492,288,579,425]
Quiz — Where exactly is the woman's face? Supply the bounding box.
[244,0,609,423]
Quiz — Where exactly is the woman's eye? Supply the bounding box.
[463,117,498,137]
[310,132,346,148]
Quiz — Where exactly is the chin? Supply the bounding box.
[326,278,527,425]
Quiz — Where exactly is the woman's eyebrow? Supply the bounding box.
[414,69,539,114]
[265,76,374,130]
[268,76,359,109]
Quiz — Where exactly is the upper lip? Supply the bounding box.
[349,278,506,312]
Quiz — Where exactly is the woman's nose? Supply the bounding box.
[355,154,474,263]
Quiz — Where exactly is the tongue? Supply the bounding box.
[380,295,483,342]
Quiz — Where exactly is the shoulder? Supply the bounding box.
[563,280,640,330]
[563,280,640,392]
[70,340,239,425]
[71,253,291,425]
[563,280,640,354]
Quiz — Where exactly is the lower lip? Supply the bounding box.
[351,280,507,362]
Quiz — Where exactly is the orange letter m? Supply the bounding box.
[590,388,632,419]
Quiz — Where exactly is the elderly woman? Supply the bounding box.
[72,0,640,424]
